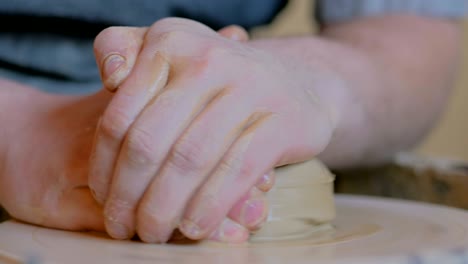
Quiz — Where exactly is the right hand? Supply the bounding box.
[89,24,276,243]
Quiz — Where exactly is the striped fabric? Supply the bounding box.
[316,0,468,24]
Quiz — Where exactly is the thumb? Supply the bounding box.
[93,27,147,92]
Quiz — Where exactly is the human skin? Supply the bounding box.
[0,15,462,243]
[0,79,272,243]
[0,26,273,243]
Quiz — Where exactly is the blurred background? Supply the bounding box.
[250,0,468,162]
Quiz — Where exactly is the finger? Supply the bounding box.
[227,187,268,231]
[179,115,285,240]
[217,25,249,42]
[181,93,335,239]
[109,85,254,243]
[93,26,148,92]
[166,216,253,243]
[206,218,249,243]
[101,80,224,241]
[223,171,274,232]
[97,22,226,240]
[45,187,104,232]
[88,51,169,206]
[255,170,275,192]
[167,189,267,243]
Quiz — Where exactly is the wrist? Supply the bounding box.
[247,37,370,167]
[248,38,352,136]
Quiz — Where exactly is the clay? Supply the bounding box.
[250,159,336,242]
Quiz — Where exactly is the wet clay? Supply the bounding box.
[250,159,336,242]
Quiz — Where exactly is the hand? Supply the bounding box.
[0,81,107,232]
[0,26,273,243]
[0,78,270,243]
[90,23,276,243]
[89,18,336,243]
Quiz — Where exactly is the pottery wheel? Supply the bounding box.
[1,160,467,264]
[0,194,468,264]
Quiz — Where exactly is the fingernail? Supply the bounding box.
[179,219,203,239]
[102,54,126,90]
[256,173,274,191]
[106,219,131,240]
[241,199,266,228]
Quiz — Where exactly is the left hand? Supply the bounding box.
[89,18,336,243]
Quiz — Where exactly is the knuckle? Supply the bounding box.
[205,45,230,64]
[125,126,157,166]
[100,104,132,140]
[190,57,212,79]
[195,44,255,82]
[94,26,121,48]
[150,17,185,30]
[303,113,333,156]
[217,158,235,174]
[218,155,255,183]
[204,45,229,62]
[105,196,133,221]
[149,17,210,36]
[189,45,226,78]
[169,136,206,173]
[217,153,243,174]
[148,29,189,46]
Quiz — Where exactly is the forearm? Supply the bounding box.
[249,15,463,169]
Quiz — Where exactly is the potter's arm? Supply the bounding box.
[249,14,463,169]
